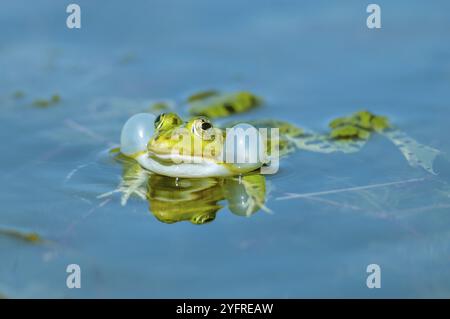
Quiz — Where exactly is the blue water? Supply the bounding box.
[1,0,450,298]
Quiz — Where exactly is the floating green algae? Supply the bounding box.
[0,228,43,244]
[12,90,25,99]
[149,101,171,113]
[109,147,121,154]
[187,90,219,103]
[32,94,61,108]
[329,110,390,140]
[187,91,261,118]
[330,124,371,140]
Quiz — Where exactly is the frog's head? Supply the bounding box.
[147,112,223,161]
[120,112,266,178]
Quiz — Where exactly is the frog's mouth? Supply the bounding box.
[143,137,265,177]
[135,151,232,178]
[147,149,222,165]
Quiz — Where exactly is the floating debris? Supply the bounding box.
[0,228,43,244]
[118,52,137,65]
[383,130,441,175]
[12,90,25,99]
[32,94,61,108]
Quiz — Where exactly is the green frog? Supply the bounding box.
[119,111,272,178]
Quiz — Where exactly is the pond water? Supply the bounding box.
[1,0,450,298]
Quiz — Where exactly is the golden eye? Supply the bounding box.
[154,113,182,130]
[193,118,215,140]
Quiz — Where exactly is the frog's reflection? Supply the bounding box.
[114,154,267,225]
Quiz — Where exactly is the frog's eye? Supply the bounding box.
[154,113,182,130]
[154,113,165,129]
[192,118,215,140]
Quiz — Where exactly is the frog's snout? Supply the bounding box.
[146,133,174,155]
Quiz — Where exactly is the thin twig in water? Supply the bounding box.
[302,196,362,210]
[276,178,426,200]
[64,163,91,184]
[64,118,113,145]
[388,203,450,217]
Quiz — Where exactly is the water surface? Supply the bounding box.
[1,0,450,298]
